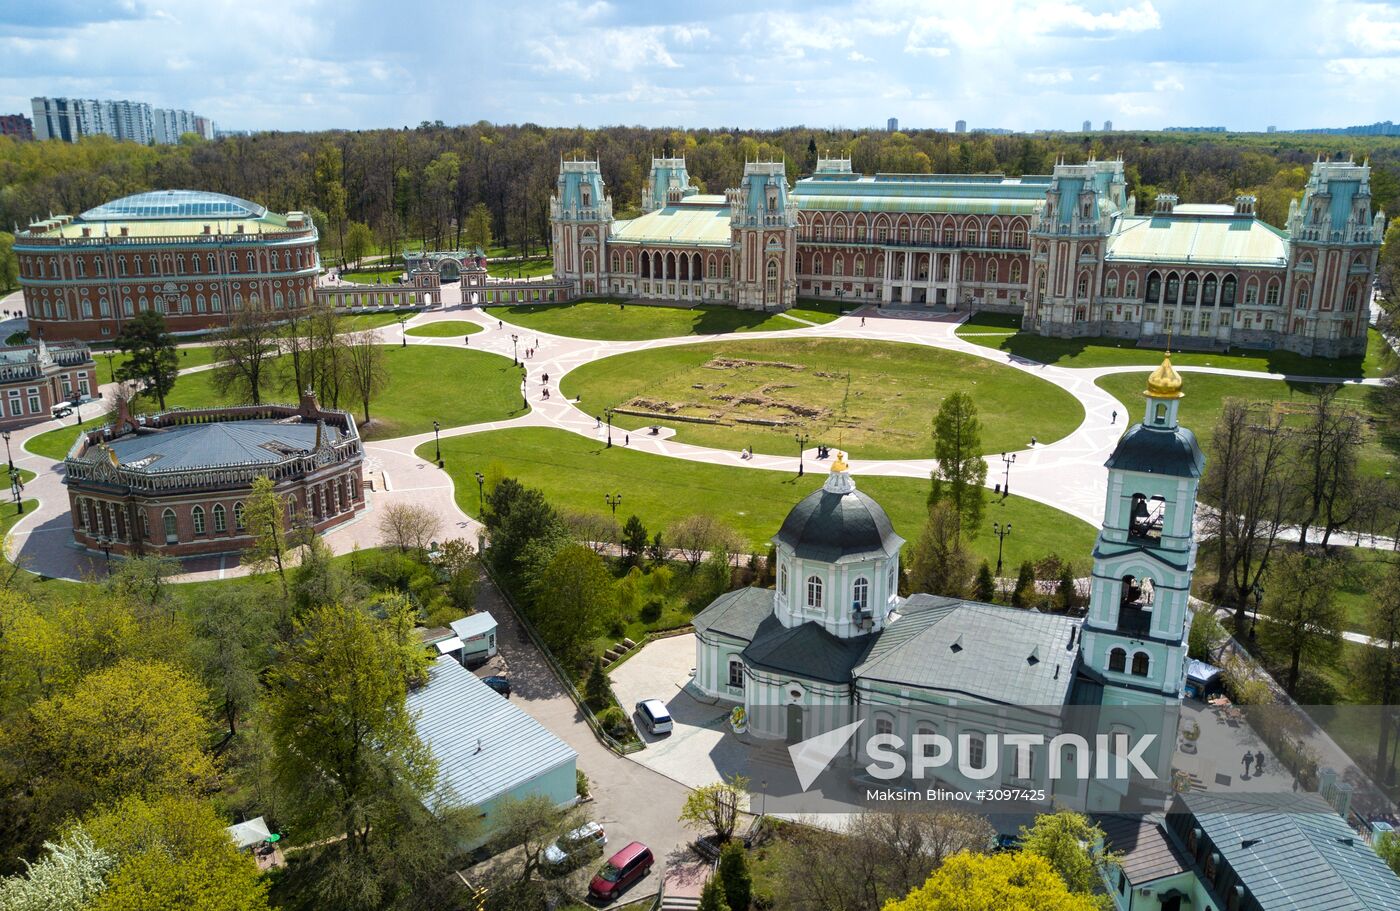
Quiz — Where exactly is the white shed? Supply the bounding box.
[449,612,498,666]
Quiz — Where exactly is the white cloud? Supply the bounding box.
[1152,74,1184,92]
[528,25,693,79]
[1346,5,1400,53]
[1026,68,1074,85]
[1036,1,1161,34]
[848,51,872,63]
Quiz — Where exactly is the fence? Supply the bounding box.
[480,557,645,755]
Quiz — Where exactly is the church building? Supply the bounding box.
[692,354,1201,809]
[552,155,1382,358]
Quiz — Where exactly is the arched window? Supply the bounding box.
[192,506,206,535]
[95,258,105,277]
[1009,260,1022,285]
[1131,652,1150,677]
[211,503,227,532]
[583,251,594,273]
[833,256,844,277]
[780,563,788,596]
[962,259,976,282]
[179,294,191,313]
[967,732,987,769]
[853,577,869,612]
[1202,274,1217,305]
[118,259,127,277]
[806,575,823,610]
[812,253,823,276]
[728,658,744,689]
[1184,273,1199,305]
[766,259,778,296]
[1296,281,1310,309]
[195,294,205,312]
[208,253,216,272]
[162,508,178,543]
[1221,275,1237,306]
[140,511,150,540]
[1077,273,1090,297]
[854,256,866,277]
[233,502,246,530]
[874,714,895,737]
[1265,279,1280,306]
[1165,272,1180,303]
[1145,270,1162,303]
[211,294,221,312]
[274,291,285,309]
[122,297,133,316]
[1345,285,1359,311]
[1108,648,1127,673]
[987,261,999,283]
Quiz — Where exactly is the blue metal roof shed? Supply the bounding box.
[408,658,577,840]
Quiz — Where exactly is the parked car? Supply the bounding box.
[543,821,607,871]
[50,404,73,419]
[588,841,653,902]
[482,676,511,697]
[634,699,673,736]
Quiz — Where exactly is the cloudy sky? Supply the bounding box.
[1,0,1397,133]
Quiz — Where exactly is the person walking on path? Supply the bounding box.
[498,319,503,329]
[1111,410,1117,424]
[1254,751,1265,776]
[860,316,866,327]
[1241,752,1253,777]
[625,434,630,446]
[464,335,470,346]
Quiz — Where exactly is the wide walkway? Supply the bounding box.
[5,286,1392,582]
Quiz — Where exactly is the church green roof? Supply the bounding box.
[1106,213,1288,267]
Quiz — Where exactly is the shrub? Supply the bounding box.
[576,768,591,799]
[584,658,611,709]
[596,706,630,739]
[640,598,664,624]
[718,839,752,911]
[1188,609,1227,661]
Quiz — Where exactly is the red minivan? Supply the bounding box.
[588,840,653,902]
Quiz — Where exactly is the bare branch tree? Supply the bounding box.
[377,502,442,554]
[343,329,388,426]
[210,297,280,405]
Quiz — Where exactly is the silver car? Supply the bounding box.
[542,821,607,869]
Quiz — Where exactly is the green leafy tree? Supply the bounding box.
[114,311,179,410]
[1260,550,1346,695]
[621,515,648,567]
[83,795,270,911]
[1019,810,1115,898]
[1351,560,1400,781]
[699,875,731,911]
[463,202,493,252]
[194,587,273,740]
[928,392,987,539]
[242,476,296,604]
[528,545,618,666]
[1188,609,1227,662]
[343,221,374,269]
[31,658,216,809]
[210,298,279,405]
[1011,561,1036,608]
[907,501,972,599]
[718,839,752,911]
[1056,564,1078,612]
[313,142,348,255]
[974,561,996,602]
[0,827,114,911]
[679,776,749,843]
[264,602,435,908]
[0,231,19,293]
[883,851,1098,911]
[584,657,611,709]
[1378,830,1400,877]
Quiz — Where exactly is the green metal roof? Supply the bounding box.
[1106,214,1288,267]
[610,203,732,247]
[793,195,1042,216]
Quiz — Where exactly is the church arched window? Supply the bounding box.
[1165,271,1180,303]
[192,506,206,535]
[1108,648,1127,673]
[1221,275,1236,306]
[806,575,823,610]
[1009,260,1022,285]
[1131,652,1150,677]
[874,713,895,737]
[1183,273,1198,305]
[213,504,227,533]
[162,508,178,543]
[987,261,999,284]
[963,259,976,282]
[853,577,869,612]
[780,563,788,597]
[766,259,778,296]
[728,658,744,689]
[1345,284,1359,311]
[1145,270,1161,303]
[1202,274,1217,305]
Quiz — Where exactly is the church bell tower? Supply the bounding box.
[1080,353,1203,708]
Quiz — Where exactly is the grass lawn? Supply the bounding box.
[422,426,1097,567]
[340,311,415,331]
[406,320,484,338]
[30,347,527,451]
[562,338,1083,459]
[341,267,405,285]
[485,298,846,341]
[1333,548,1399,632]
[487,257,553,279]
[959,323,1391,378]
[95,344,221,386]
[1094,371,1396,479]
[484,244,548,259]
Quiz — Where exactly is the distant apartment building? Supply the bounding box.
[887,117,898,131]
[1083,119,1093,131]
[31,96,215,145]
[1103,119,1113,131]
[954,119,967,132]
[1267,125,1277,133]
[0,114,34,141]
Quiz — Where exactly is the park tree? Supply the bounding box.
[0,231,18,292]
[104,552,182,623]
[1378,831,1400,878]
[114,311,179,410]
[30,659,216,811]
[313,142,348,255]
[527,545,618,665]
[242,476,298,603]
[974,561,996,602]
[485,478,568,581]
[343,221,374,269]
[1260,550,1346,695]
[486,795,584,898]
[907,501,972,599]
[678,776,748,843]
[928,392,986,538]
[1289,387,1364,546]
[882,851,1098,911]
[0,828,114,911]
[1019,810,1114,898]
[264,601,435,908]
[81,795,270,911]
[698,876,731,911]
[1187,609,1227,662]
[668,513,735,572]
[194,587,273,741]
[377,503,442,555]
[343,329,388,425]
[1198,400,1292,623]
[1011,560,1037,608]
[1352,560,1400,783]
[463,202,493,252]
[718,840,751,911]
[211,298,280,405]
[1055,564,1079,612]
[621,515,648,566]
[422,151,460,248]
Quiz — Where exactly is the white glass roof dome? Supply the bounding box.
[81,190,268,222]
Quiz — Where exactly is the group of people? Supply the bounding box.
[1241,749,1267,778]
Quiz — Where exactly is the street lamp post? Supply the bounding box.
[1250,582,1264,640]
[474,471,485,513]
[992,521,1012,578]
[433,420,442,464]
[96,533,113,573]
[795,432,810,477]
[104,351,115,383]
[605,492,622,520]
[511,333,520,366]
[10,475,22,515]
[604,407,616,449]
[1000,451,1016,496]
[1,430,11,474]
[398,315,408,348]
[760,779,768,817]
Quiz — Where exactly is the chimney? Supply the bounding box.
[119,226,128,237]
[298,386,320,417]
[235,223,244,234]
[203,224,211,234]
[81,227,91,237]
[1154,194,1178,215]
[1234,195,1257,216]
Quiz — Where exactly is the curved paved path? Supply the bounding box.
[4,277,1388,582]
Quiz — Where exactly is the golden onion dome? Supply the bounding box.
[1145,352,1184,399]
